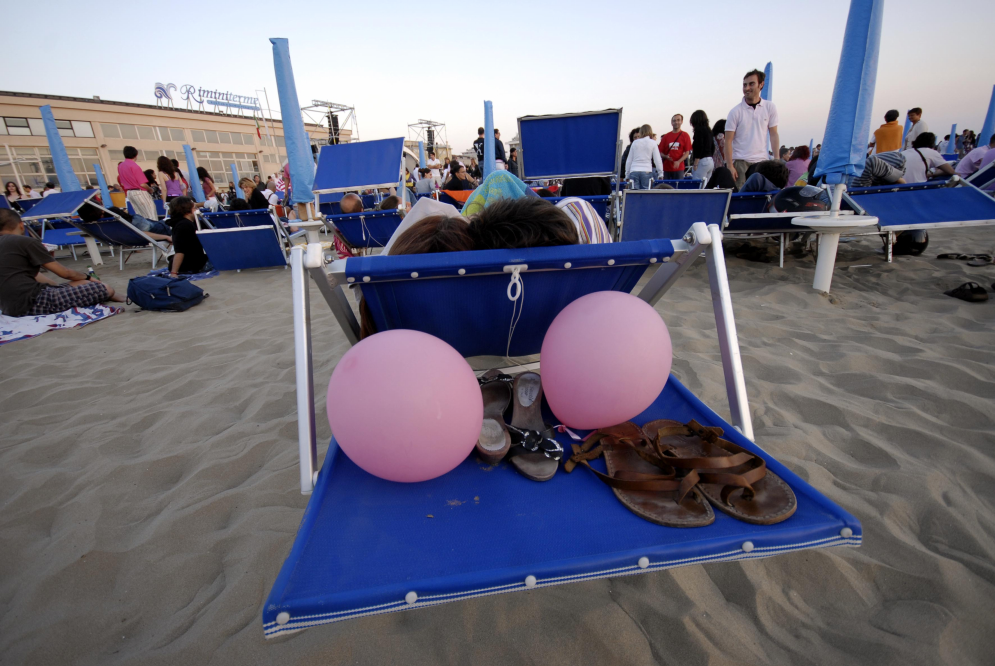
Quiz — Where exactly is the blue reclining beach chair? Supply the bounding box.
[966,160,995,192]
[311,138,406,252]
[196,208,295,271]
[14,197,42,214]
[20,190,170,269]
[262,223,862,637]
[618,189,730,243]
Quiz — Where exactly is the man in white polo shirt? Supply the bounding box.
[426,151,442,187]
[724,69,780,188]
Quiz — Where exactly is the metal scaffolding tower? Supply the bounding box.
[407,119,450,157]
[302,100,360,146]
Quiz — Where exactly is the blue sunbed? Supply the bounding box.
[619,189,730,242]
[197,208,295,271]
[966,160,995,191]
[323,209,403,249]
[14,197,42,213]
[0,194,9,210]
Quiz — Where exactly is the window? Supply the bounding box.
[80,148,98,157]
[229,132,242,145]
[3,146,106,189]
[222,152,235,160]
[28,119,46,136]
[55,120,74,137]
[137,126,156,141]
[242,133,255,144]
[205,130,219,143]
[72,121,94,138]
[190,130,206,143]
[100,123,120,138]
[276,136,286,148]
[169,128,185,142]
[119,124,139,140]
[5,118,31,135]
[0,121,6,136]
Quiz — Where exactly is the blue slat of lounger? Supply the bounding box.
[349,240,674,357]
[327,210,403,248]
[202,209,275,230]
[312,138,405,193]
[196,227,287,270]
[620,190,729,242]
[19,190,95,220]
[967,162,995,189]
[74,218,150,247]
[850,185,995,230]
[40,221,87,246]
[518,110,621,179]
[262,374,861,638]
[15,198,43,213]
[0,195,10,210]
[543,195,611,219]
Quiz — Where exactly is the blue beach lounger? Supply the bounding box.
[618,189,731,243]
[20,190,170,269]
[965,160,995,191]
[262,223,862,637]
[311,138,407,252]
[196,208,297,271]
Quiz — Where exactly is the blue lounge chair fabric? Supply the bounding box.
[966,160,995,190]
[0,194,9,210]
[40,220,87,246]
[127,199,167,218]
[262,373,861,638]
[202,209,277,230]
[318,192,344,216]
[619,190,730,242]
[14,198,42,213]
[18,190,95,221]
[653,178,705,190]
[517,110,621,180]
[350,240,674,357]
[75,218,152,247]
[544,195,610,220]
[848,183,995,231]
[196,227,287,270]
[326,210,403,249]
[312,138,406,194]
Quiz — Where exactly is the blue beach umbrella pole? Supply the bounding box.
[183,145,206,202]
[418,141,426,168]
[810,0,885,293]
[947,124,958,154]
[271,38,316,229]
[231,163,244,198]
[979,85,995,149]
[93,163,112,207]
[483,101,495,178]
[761,62,773,155]
[40,105,80,192]
[902,116,912,146]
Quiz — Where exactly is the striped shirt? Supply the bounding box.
[852,151,906,187]
[556,197,612,244]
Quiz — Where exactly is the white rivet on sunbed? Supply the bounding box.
[525,575,537,589]
[741,541,755,553]
[405,591,417,605]
[638,557,649,569]
[564,262,572,268]
[840,527,853,538]
[362,276,370,282]
[458,268,465,275]
[607,259,615,265]
[411,272,419,278]
[649,258,657,264]
[347,277,355,283]
[276,612,290,625]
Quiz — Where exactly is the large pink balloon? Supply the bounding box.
[327,330,482,482]
[541,292,672,429]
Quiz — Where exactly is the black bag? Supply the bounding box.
[126,276,206,311]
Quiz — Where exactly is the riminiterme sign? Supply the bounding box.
[154,83,261,114]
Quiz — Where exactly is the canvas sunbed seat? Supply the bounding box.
[19,190,170,269]
[312,138,407,253]
[965,159,995,192]
[196,208,298,271]
[263,221,862,637]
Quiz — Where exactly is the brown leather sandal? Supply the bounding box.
[475,370,513,465]
[641,419,796,525]
[565,422,714,528]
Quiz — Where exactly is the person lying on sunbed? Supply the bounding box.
[78,194,172,242]
[0,209,125,317]
[739,160,790,193]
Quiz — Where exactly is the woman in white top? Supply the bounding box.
[624,124,664,190]
[902,132,955,184]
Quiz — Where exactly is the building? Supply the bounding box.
[0,90,345,194]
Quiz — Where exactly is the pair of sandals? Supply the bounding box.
[564,420,796,527]
[944,282,991,303]
[476,371,563,481]
[937,253,993,266]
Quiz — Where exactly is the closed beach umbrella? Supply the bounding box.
[271,38,315,206]
[901,116,912,145]
[183,145,206,202]
[979,85,995,148]
[231,163,244,198]
[40,105,80,192]
[761,61,773,102]
[483,100,495,178]
[947,123,957,153]
[93,163,111,206]
[418,141,426,168]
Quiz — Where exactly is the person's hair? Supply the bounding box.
[789,145,810,161]
[340,193,364,214]
[912,132,935,149]
[144,169,156,184]
[712,119,726,136]
[779,146,790,158]
[238,177,255,189]
[988,134,995,147]
[652,182,675,190]
[705,166,737,190]
[908,107,922,116]
[628,127,640,142]
[389,215,474,256]
[197,166,210,180]
[510,147,517,156]
[639,124,653,138]
[5,181,22,196]
[744,69,765,85]
[671,114,683,123]
[0,208,21,232]
[429,151,436,157]
[536,188,555,197]
[755,160,789,189]
[123,146,138,159]
[229,197,251,211]
[689,110,709,130]
[23,185,32,190]
[418,168,430,177]
[468,197,579,250]
[44,182,55,189]
[885,109,899,122]
[478,127,485,135]
[378,195,399,210]
[494,128,500,134]
[168,196,196,218]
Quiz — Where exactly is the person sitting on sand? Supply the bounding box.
[165,197,211,277]
[0,209,125,317]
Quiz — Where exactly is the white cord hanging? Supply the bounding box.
[505,266,524,361]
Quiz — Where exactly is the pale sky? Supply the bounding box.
[3,0,994,153]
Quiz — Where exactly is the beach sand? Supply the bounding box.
[2,229,995,665]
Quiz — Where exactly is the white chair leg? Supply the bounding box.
[119,248,124,271]
[290,246,318,494]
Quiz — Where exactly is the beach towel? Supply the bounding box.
[146,267,219,281]
[0,304,122,346]
[461,172,539,217]
[556,197,613,244]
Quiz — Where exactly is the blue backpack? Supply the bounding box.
[126,276,206,312]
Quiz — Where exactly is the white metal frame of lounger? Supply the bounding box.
[288,221,754,495]
[724,210,857,268]
[76,202,172,270]
[966,160,995,189]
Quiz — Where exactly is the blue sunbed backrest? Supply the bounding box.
[544,195,610,219]
[196,227,287,270]
[727,192,773,216]
[312,138,405,193]
[620,190,729,242]
[203,209,275,230]
[968,162,995,189]
[655,179,705,190]
[18,190,94,221]
[518,110,621,179]
[0,194,9,210]
[318,192,344,216]
[328,210,403,248]
[75,218,149,246]
[350,239,674,357]
[16,198,42,213]
[850,185,995,228]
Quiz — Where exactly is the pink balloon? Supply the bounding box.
[541,292,672,430]
[327,330,482,482]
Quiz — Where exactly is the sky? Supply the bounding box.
[3,0,994,154]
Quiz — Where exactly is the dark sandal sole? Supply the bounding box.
[476,371,512,465]
[642,420,797,525]
[509,373,558,481]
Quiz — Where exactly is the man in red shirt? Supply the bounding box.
[659,114,692,180]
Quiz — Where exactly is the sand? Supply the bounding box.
[2,228,995,666]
